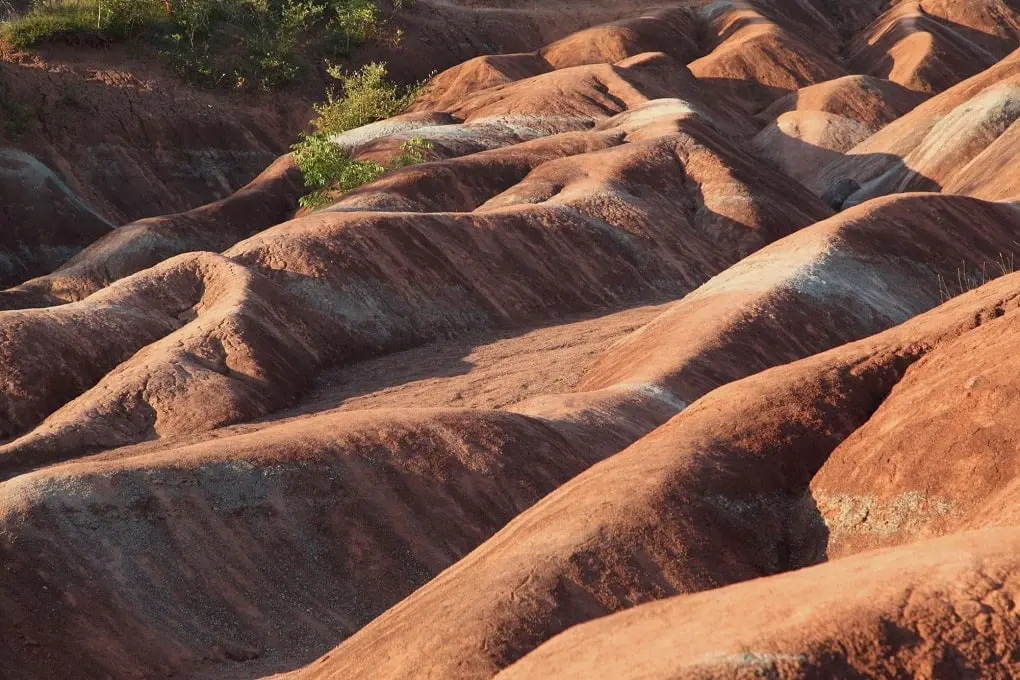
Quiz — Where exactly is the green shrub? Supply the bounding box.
[310,61,422,134]
[2,1,167,47]
[293,61,431,209]
[2,4,94,47]
[293,133,385,209]
[327,0,376,52]
[295,135,433,210]
[388,134,431,167]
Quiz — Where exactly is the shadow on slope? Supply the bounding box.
[750,127,942,206]
[7,154,304,304]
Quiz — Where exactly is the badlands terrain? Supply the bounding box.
[5,0,1020,677]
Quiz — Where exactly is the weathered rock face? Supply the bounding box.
[5,1,1020,679]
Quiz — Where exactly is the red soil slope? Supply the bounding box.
[290,199,1020,680]
[3,2,1020,679]
[499,528,1020,678]
[753,74,929,182]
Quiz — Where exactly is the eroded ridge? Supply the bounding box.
[4,1,1020,679]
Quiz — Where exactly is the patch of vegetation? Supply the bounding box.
[2,0,415,89]
[293,61,431,209]
[3,1,166,47]
[295,135,432,209]
[309,60,421,133]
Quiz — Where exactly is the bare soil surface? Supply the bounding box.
[293,303,671,414]
[5,1,1020,678]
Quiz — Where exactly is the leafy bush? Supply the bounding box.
[329,0,376,51]
[2,0,415,89]
[292,60,431,209]
[293,134,385,209]
[310,61,421,134]
[388,134,431,167]
[295,135,433,210]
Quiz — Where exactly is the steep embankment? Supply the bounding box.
[3,2,1020,679]
[5,191,1020,679]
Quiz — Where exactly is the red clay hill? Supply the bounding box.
[3,1,1020,678]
